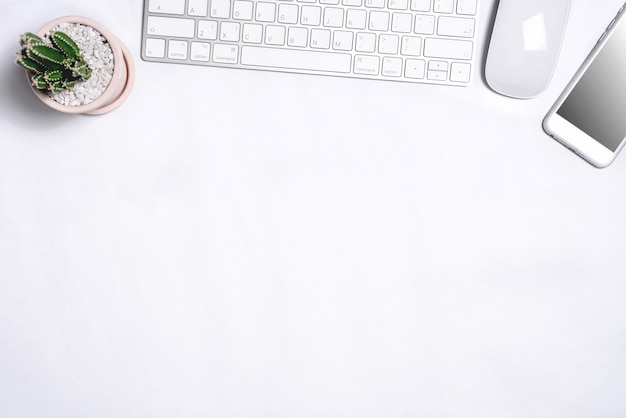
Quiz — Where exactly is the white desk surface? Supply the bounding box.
[2,1,626,417]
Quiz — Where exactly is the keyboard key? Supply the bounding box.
[311,29,332,49]
[427,69,447,81]
[428,60,447,71]
[190,42,211,61]
[450,62,471,82]
[433,0,454,13]
[188,0,208,16]
[233,1,254,20]
[369,11,390,31]
[379,34,399,54]
[278,4,299,24]
[401,35,421,56]
[149,0,185,15]
[414,15,435,34]
[256,2,276,22]
[391,13,413,33]
[388,0,409,10]
[210,0,231,18]
[410,0,431,12]
[355,32,376,52]
[168,40,188,59]
[382,57,403,76]
[147,16,195,38]
[405,58,425,78]
[220,22,241,42]
[241,46,352,73]
[301,6,322,25]
[437,16,475,38]
[423,37,473,60]
[213,44,239,63]
[198,20,218,39]
[287,27,308,47]
[365,0,385,8]
[346,9,367,29]
[265,25,286,45]
[457,0,478,16]
[145,38,166,58]
[323,8,344,28]
[243,23,263,43]
[333,31,354,51]
[354,55,380,75]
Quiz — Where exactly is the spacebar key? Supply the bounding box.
[241,46,352,73]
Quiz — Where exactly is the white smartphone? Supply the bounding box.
[543,4,626,168]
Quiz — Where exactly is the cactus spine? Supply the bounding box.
[15,31,91,93]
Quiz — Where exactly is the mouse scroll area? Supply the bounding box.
[485,0,571,99]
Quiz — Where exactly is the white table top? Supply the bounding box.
[2,1,626,417]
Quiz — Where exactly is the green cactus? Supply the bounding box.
[15,31,91,93]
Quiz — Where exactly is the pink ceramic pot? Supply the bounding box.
[29,16,135,115]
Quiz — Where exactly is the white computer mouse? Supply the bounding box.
[485,0,571,99]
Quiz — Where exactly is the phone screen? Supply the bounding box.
[556,14,626,152]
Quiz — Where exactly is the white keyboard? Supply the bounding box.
[141,0,479,85]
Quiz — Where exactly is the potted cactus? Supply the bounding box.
[17,31,92,93]
[15,16,135,115]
